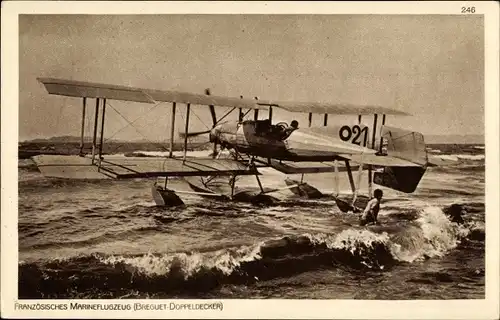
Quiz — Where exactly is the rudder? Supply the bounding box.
[374,126,428,193]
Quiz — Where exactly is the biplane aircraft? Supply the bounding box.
[32,77,446,212]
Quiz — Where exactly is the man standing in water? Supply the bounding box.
[359,189,383,226]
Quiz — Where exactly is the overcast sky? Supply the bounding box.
[19,15,484,142]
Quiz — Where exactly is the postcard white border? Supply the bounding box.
[2,1,499,319]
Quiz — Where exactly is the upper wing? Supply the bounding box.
[38,78,409,115]
[257,100,411,116]
[37,78,267,110]
[38,77,157,103]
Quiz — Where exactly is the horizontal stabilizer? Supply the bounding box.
[341,154,421,167]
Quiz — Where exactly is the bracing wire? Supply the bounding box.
[55,101,66,133]
[104,102,164,143]
[191,108,211,130]
[102,101,178,155]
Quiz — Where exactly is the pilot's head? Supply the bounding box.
[291,120,299,129]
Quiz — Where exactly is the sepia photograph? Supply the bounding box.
[2,1,499,319]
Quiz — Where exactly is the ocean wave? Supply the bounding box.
[434,154,485,161]
[21,224,165,251]
[426,148,442,154]
[389,207,469,262]
[428,162,485,175]
[18,206,477,298]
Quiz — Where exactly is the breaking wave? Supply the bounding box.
[434,154,485,161]
[19,206,479,298]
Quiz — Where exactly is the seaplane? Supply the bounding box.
[31,77,448,212]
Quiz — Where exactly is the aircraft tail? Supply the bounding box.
[373,126,428,193]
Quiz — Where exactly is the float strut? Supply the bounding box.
[230,175,236,199]
[345,160,356,194]
[255,172,264,193]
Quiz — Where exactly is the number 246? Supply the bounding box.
[461,7,476,13]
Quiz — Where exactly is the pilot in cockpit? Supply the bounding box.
[285,120,299,136]
[274,120,299,140]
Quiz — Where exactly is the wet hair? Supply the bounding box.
[445,204,465,224]
[291,120,299,128]
[374,189,383,198]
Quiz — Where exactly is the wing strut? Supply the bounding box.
[209,104,217,126]
[368,114,379,197]
[183,103,191,162]
[169,102,177,158]
[91,98,100,165]
[238,108,243,121]
[253,97,260,121]
[379,114,386,154]
[323,114,328,126]
[79,97,87,156]
[308,112,312,127]
[98,98,107,168]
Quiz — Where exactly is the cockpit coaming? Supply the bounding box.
[249,119,298,141]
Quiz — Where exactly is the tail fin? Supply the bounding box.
[380,125,428,165]
[374,126,428,193]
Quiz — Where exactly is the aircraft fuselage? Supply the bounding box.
[209,120,376,161]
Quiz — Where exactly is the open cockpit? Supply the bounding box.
[249,119,299,141]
